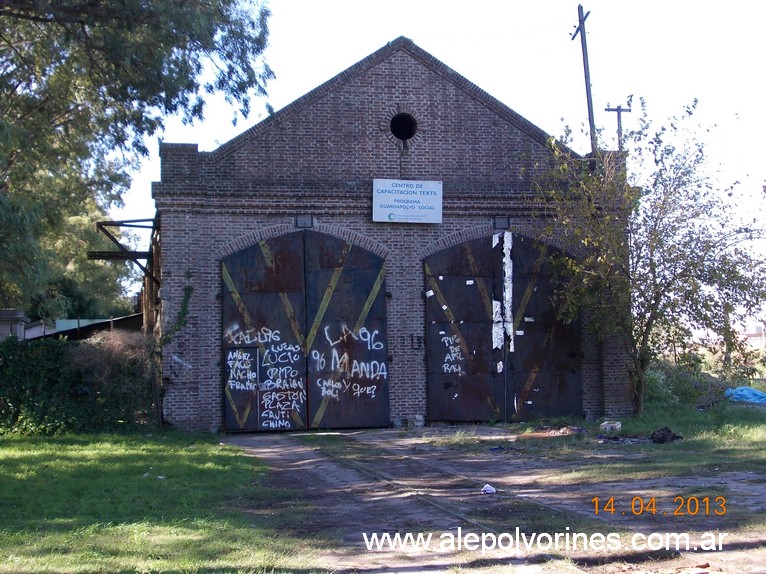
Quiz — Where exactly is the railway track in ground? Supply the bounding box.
[228,428,760,574]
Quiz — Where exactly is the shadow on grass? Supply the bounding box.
[0,432,333,573]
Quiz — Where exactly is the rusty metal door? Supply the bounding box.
[424,236,506,421]
[304,232,389,429]
[509,235,582,420]
[221,230,388,431]
[222,232,308,431]
[424,232,582,423]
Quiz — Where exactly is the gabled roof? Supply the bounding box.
[210,36,555,159]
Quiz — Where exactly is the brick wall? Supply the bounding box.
[153,37,633,431]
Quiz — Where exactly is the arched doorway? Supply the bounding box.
[221,230,389,431]
[424,232,582,422]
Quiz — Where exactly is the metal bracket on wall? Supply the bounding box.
[87,218,160,286]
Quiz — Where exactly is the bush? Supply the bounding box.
[0,331,155,434]
[644,360,728,408]
[643,366,680,406]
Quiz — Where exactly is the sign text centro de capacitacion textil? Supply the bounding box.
[372,179,443,223]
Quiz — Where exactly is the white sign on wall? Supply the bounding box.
[372,178,443,224]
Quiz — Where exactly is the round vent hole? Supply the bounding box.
[390,113,417,141]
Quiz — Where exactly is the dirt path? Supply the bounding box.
[225,427,766,574]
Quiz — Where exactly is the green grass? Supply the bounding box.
[601,401,766,475]
[2,401,764,572]
[417,402,766,479]
[412,403,766,536]
[0,432,331,574]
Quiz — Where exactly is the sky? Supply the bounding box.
[115,0,766,245]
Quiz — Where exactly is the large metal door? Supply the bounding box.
[221,230,388,431]
[509,235,582,420]
[424,232,582,422]
[304,231,389,429]
[424,236,505,421]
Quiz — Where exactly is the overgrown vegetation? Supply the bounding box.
[532,98,766,413]
[643,360,728,408]
[0,433,329,573]
[0,330,154,434]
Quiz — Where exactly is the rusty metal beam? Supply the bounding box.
[87,251,151,260]
[91,219,160,286]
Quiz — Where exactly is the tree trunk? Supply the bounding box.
[632,368,645,414]
[630,348,651,415]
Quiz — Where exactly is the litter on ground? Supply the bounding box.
[725,386,766,404]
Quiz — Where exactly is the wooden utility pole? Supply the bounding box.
[572,4,597,153]
[605,104,632,151]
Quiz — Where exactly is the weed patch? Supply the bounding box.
[0,331,155,434]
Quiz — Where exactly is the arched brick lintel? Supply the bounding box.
[417,222,580,260]
[313,223,390,259]
[216,223,390,260]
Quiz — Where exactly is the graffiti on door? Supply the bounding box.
[221,231,389,431]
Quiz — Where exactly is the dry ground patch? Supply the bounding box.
[228,422,766,574]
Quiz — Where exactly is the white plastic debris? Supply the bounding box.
[599,420,621,432]
[481,484,496,495]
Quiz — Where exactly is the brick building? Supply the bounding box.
[152,37,632,432]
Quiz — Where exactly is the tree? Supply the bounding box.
[0,0,273,310]
[533,99,766,413]
[27,199,139,321]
